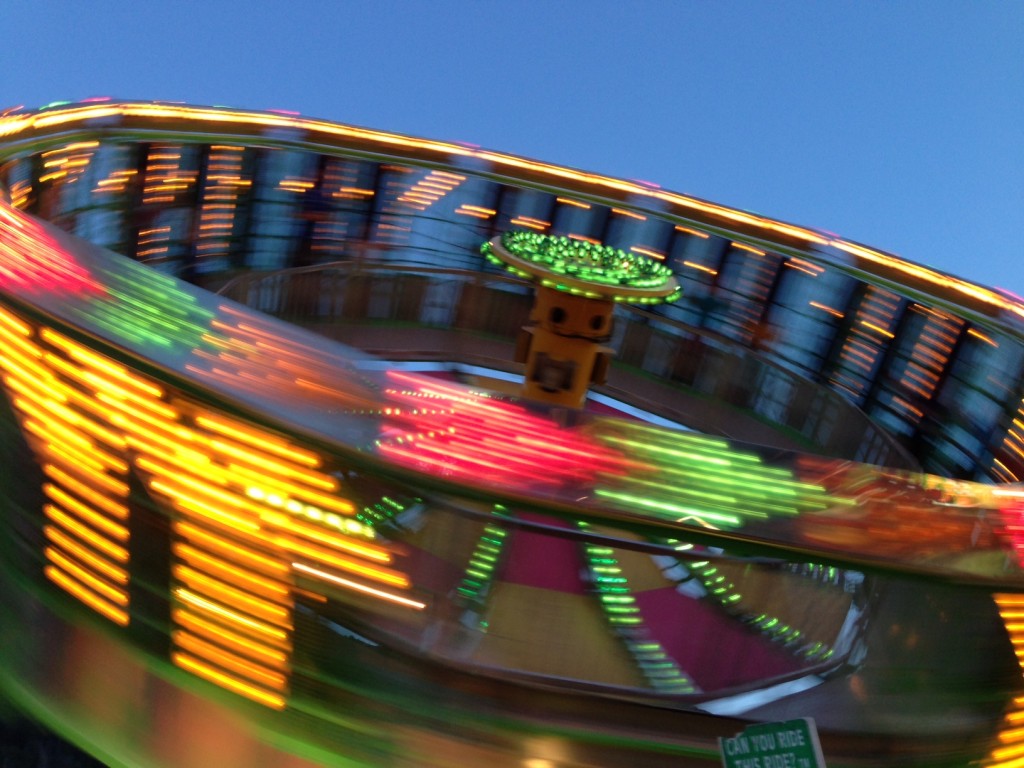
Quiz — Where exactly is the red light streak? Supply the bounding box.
[377,371,629,492]
[0,203,105,296]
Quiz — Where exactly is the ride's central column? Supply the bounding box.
[482,231,681,409]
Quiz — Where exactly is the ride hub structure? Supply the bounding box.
[483,231,680,408]
[1,99,1024,767]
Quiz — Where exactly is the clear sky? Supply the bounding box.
[3,1,1021,292]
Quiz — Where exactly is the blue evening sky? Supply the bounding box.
[2,2,1021,292]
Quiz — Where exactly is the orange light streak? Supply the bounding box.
[556,197,591,209]
[173,631,287,690]
[630,246,665,261]
[809,301,843,318]
[859,320,895,339]
[509,216,549,231]
[46,546,127,606]
[172,652,284,710]
[292,562,425,610]
[46,565,128,626]
[44,525,127,585]
[731,242,765,256]
[172,609,289,668]
[44,485,128,541]
[174,521,289,577]
[174,566,292,627]
[968,327,999,347]
[274,534,406,587]
[43,465,128,520]
[43,458,127,497]
[175,588,289,644]
[173,542,290,602]
[682,260,717,276]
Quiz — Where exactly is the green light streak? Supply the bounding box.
[356,494,415,530]
[75,260,216,352]
[593,420,856,531]
[455,507,511,624]
[578,523,698,694]
[595,488,746,526]
[660,554,833,661]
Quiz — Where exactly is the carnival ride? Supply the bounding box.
[0,100,1023,766]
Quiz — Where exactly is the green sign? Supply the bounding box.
[719,718,826,768]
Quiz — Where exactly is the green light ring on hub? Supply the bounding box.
[482,232,681,304]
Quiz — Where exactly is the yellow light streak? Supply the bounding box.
[210,438,338,491]
[151,480,262,534]
[41,140,98,154]
[29,390,127,450]
[227,463,355,516]
[968,327,999,347]
[194,414,320,467]
[40,330,165,398]
[141,458,270,518]
[22,416,128,474]
[0,334,51,381]
[121,424,206,467]
[0,306,32,336]
[259,510,389,563]
[43,456,127,497]
[2,371,68,414]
